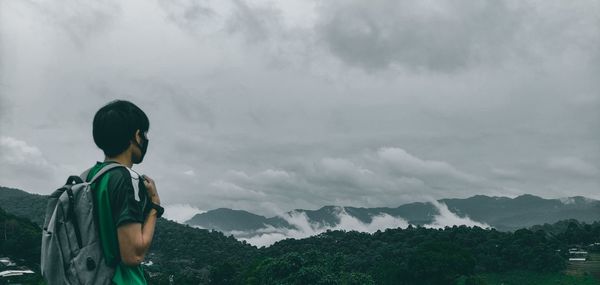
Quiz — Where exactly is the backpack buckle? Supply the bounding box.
[86,257,96,271]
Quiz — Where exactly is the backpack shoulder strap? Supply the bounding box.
[80,168,92,182]
[88,163,127,184]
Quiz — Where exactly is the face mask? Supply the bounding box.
[133,132,149,163]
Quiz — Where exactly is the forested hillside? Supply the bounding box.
[0,186,47,226]
[0,207,42,267]
[244,223,599,285]
[1,187,599,284]
[0,207,44,283]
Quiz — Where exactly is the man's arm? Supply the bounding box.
[117,209,158,266]
[117,175,160,266]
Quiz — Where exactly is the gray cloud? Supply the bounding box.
[199,147,487,216]
[0,88,8,124]
[1,0,599,219]
[226,0,277,43]
[376,147,480,184]
[317,0,600,72]
[158,0,216,36]
[316,0,520,71]
[547,156,599,177]
[137,81,217,129]
[23,0,120,47]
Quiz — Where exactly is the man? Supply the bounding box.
[86,100,163,284]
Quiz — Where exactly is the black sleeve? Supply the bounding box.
[108,168,144,227]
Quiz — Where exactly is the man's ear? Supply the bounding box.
[134,129,142,145]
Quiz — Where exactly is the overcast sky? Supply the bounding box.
[1,0,599,217]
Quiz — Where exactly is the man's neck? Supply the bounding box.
[104,153,133,168]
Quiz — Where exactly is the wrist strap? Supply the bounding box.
[151,202,164,218]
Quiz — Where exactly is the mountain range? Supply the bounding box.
[185,194,600,232]
[1,185,598,235]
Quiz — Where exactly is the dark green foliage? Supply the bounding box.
[472,270,600,285]
[239,224,582,285]
[209,261,238,285]
[407,241,475,284]
[463,275,488,285]
[0,207,42,267]
[142,218,259,284]
[244,250,375,285]
[0,207,44,284]
[557,220,600,246]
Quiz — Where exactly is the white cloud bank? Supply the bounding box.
[0,136,61,192]
[424,200,489,229]
[214,201,489,248]
[162,203,206,224]
[0,136,49,167]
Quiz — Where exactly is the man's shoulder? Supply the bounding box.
[92,163,133,188]
[106,166,133,182]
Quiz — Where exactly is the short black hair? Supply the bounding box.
[93,100,149,157]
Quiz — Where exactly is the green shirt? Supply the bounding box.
[86,161,151,285]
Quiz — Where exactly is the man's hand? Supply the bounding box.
[142,175,160,205]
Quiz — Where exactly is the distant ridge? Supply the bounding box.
[0,186,47,227]
[185,194,600,232]
[186,208,294,231]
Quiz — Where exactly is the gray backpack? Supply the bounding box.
[41,163,125,285]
